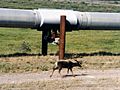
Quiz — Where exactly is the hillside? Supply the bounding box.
[0,0,120,12]
[52,0,120,4]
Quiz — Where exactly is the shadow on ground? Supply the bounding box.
[0,51,120,58]
[64,51,120,59]
[0,53,42,57]
[62,73,88,78]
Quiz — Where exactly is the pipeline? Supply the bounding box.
[1,8,120,30]
[1,8,120,56]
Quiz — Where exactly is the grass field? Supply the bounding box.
[0,28,120,56]
[0,0,120,12]
[0,28,41,55]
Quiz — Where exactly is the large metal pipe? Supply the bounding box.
[0,8,39,28]
[76,12,120,30]
[1,8,120,30]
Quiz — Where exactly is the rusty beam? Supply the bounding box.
[59,15,66,60]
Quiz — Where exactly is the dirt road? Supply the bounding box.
[0,68,120,90]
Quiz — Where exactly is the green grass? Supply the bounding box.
[0,28,120,55]
[66,30,120,53]
[0,28,41,55]
[0,0,120,12]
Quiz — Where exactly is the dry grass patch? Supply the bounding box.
[0,77,120,90]
[0,56,57,73]
[0,56,120,73]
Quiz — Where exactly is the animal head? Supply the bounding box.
[74,60,82,67]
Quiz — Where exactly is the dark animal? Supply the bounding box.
[50,60,82,77]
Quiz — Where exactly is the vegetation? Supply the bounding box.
[1,77,120,90]
[66,30,120,54]
[0,56,55,73]
[0,0,120,73]
[0,28,120,73]
[0,28,41,55]
[0,56,120,73]
[0,0,120,55]
[0,0,120,12]
[0,28,120,55]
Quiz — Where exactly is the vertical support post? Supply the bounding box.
[59,15,66,60]
[42,30,48,56]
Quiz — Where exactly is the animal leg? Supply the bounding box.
[67,68,69,74]
[50,67,58,77]
[58,68,62,77]
[70,68,75,77]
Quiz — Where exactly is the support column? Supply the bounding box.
[42,30,48,56]
[59,15,66,60]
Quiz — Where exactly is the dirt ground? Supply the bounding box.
[0,68,120,90]
[0,56,120,90]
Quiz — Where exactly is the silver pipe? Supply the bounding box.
[0,8,38,28]
[0,8,120,30]
[75,12,120,30]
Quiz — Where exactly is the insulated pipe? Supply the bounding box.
[0,8,39,28]
[0,8,77,30]
[1,8,120,30]
[75,11,120,30]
